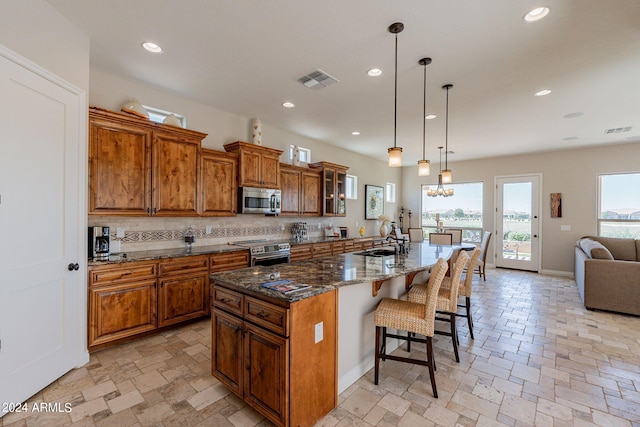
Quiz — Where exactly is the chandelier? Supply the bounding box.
[426,147,454,197]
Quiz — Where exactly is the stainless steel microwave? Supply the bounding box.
[239,187,281,215]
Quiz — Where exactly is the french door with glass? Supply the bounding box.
[495,175,540,272]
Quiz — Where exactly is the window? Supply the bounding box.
[345,175,358,199]
[420,182,484,243]
[143,105,186,127]
[289,145,311,163]
[386,182,396,203]
[598,172,640,238]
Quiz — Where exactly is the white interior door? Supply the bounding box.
[0,48,86,410]
[495,175,540,272]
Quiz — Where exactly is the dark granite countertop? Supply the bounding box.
[87,235,386,266]
[211,242,455,303]
[88,244,245,266]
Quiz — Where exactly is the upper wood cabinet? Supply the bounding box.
[224,141,282,188]
[200,149,238,216]
[308,161,349,217]
[88,108,206,216]
[279,164,321,217]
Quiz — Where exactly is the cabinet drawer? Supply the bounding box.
[211,251,250,273]
[212,286,243,316]
[90,262,158,286]
[290,244,313,262]
[343,240,355,252]
[245,297,289,336]
[312,243,332,259]
[159,255,209,276]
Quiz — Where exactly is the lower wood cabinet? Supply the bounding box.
[212,286,337,427]
[88,250,248,351]
[158,255,210,328]
[88,261,158,348]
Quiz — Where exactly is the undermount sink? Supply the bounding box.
[353,248,397,257]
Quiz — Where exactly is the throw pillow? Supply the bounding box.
[579,238,614,260]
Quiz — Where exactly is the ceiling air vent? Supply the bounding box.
[605,126,632,134]
[298,69,339,90]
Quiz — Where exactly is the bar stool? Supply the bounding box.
[407,250,469,362]
[443,248,481,339]
[373,258,449,398]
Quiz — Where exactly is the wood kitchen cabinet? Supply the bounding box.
[289,244,313,262]
[312,242,333,259]
[224,141,282,188]
[200,149,238,216]
[210,250,250,272]
[308,161,349,217]
[88,261,158,349]
[88,108,206,216]
[212,286,337,427]
[279,164,321,216]
[158,255,210,328]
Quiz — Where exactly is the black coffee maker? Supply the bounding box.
[88,226,110,260]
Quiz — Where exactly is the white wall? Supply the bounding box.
[0,0,89,92]
[401,142,640,274]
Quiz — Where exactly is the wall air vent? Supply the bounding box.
[297,69,339,90]
[605,126,632,134]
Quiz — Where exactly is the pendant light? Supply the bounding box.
[417,57,432,176]
[387,22,404,167]
[426,147,454,197]
[441,84,453,183]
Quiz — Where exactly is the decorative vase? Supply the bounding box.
[292,145,301,166]
[379,223,388,237]
[251,118,262,145]
[121,98,149,119]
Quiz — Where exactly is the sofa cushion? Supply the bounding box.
[584,236,636,261]
[578,238,614,260]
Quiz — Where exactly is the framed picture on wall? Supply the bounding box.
[365,185,384,219]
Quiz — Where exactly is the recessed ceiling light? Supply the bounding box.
[141,42,162,53]
[425,114,437,120]
[352,131,361,136]
[535,89,552,96]
[282,101,295,108]
[563,137,578,141]
[367,68,382,77]
[524,7,550,23]
[564,112,584,118]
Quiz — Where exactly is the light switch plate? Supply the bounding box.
[116,227,125,238]
[315,322,323,343]
[206,225,212,234]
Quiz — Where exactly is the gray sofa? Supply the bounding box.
[575,236,640,315]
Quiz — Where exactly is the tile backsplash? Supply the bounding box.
[88,215,363,253]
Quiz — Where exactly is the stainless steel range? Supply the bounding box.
[231,239,291,266]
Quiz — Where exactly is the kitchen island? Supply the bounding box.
[210,242,455,427]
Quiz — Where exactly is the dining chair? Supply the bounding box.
[373,258,448,398]
[429,233,453,245]
[407,250,469,363]
[475,231,492,281]
[444,228,462,244]
[408,227,424,242]
[442,248,481,339]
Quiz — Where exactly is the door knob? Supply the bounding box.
[67,263,80,271]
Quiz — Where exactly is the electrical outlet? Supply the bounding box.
[116,227,125,238]
[206,225,212,234]
[315,322,324,344]
[560,225,571,231]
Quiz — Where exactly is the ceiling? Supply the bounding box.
[48,0,640,164]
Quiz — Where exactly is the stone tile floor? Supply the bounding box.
[2,269,640,426]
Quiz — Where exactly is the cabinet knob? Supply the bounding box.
[67,263,79,271]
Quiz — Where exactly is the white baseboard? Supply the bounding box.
[338,337,399,394]
[540,269,574,278]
